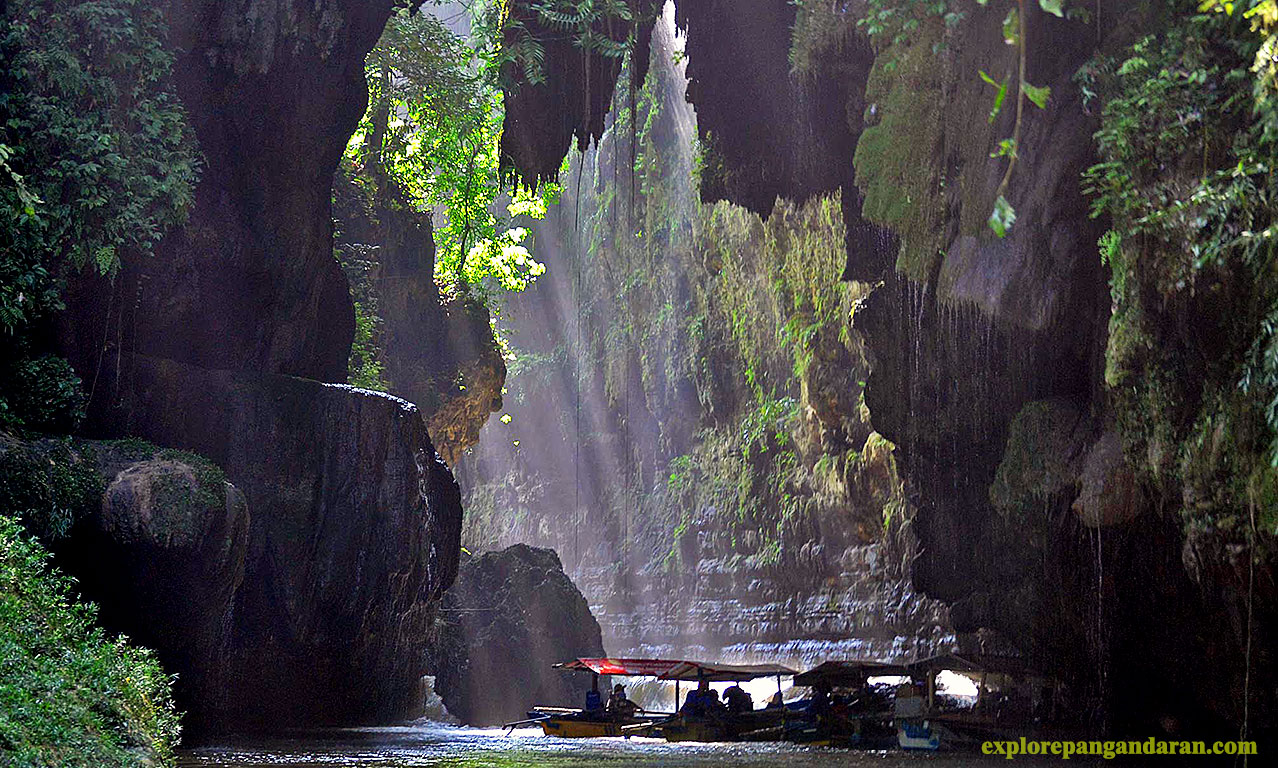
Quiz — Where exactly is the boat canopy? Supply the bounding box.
[792,659,913,687]
[553,658,685,677]
[907,653,1034,677]
[658,661,798,682]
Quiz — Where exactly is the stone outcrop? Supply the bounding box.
[500,0,659,185]
[66,356,462,734]
[46,0,469,737]
[333,170,505,464]
[58,442,251,721]
[431,544,604,726]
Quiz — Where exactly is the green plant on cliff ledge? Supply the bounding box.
[1086,7,1278,467]
[0,515,180,767]
[348,5,556,296]
[348,301,390,391]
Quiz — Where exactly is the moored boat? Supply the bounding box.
[518,657,682,738]
[657,660,798,743]
[893,653,1066,750]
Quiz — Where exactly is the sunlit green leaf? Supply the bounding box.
[988,194,1017,238]
[980,70,1009,122]
[1003,8,1020,45]
[1038,0,1066,18]
[1023,82,1051,109]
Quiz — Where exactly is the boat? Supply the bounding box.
[777,659,914,748]
[518,657,683,738]
[654,660,799,743]
[893,653,1065,750]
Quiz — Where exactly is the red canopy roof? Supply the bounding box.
[553,658,685,677]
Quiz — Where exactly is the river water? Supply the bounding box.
[178,723,1091,768]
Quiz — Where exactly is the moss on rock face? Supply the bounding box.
[0,515,180,767]
[853,17,946,282]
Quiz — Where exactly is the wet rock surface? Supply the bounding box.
[431,544,604,726]
[84,356,462,734]
[59,443,251,724]
[495,0,1274,742]
[45,0,472,737]
[332,170,505,464]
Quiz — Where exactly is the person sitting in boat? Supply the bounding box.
[584,686,604,713]
[607,683,639,718]
[723,684,753,715]
[681,679,724,717]
[810,679,833,717]
[765,691,784,709]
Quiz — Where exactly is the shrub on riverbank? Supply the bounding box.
[0,514,179,767]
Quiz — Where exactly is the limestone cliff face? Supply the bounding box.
[333,170,505,464]
[464,6,953,670]
[50,0,467,735]
[496,0,1275,741]
[667,0,1273,740]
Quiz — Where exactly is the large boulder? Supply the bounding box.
[431,544,604,726]
[58,443,250,719]
[62,356,462,735]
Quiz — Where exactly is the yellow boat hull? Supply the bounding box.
[539,718,626,738]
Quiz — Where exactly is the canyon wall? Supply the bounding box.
[47,0,466,735]
[460,6,954,671]
[491,0,1275,742]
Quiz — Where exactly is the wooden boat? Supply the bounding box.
[518,658,683,739]
[780,659,912,749]
[893,653,1064,750]
[656,660,798,743]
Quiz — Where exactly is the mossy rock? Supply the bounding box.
[990,399,1089,528]
[0,433,104,541]
[853,18,946,282]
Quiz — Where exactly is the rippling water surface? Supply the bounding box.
[179,723,1085,768]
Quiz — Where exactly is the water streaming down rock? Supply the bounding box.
[457,2,955,675]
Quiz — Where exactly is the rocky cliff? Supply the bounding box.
[493,0,1275,743]
[332,168,506,464]
[45,0,466,736]
[430,544,604,725]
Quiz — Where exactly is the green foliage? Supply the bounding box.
[0,515,180,767]
[856,0,952,50]
[0,0,199,294]
[347,5,555,296]
[1085,2,1278,558]
[0,354,86,434]
[977,0,1060,237]
[0,435,102,542]
[348,301,389,391]
[0,0,197,432]
[490,0,642,87]
[789,0,867,73]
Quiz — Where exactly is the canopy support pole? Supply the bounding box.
[675,680,681,711]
